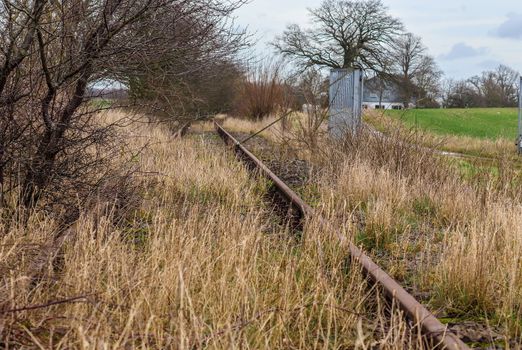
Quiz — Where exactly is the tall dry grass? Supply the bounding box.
[0,111,430,348]
[218,113,522,343]
[315,126,522,342]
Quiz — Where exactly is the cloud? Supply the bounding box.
[495,13,522,39]
[440,43,488,60]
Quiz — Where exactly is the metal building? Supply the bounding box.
[328,68,364,138]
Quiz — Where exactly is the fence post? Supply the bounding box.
[328,68,364,138]
[518,76,522,154]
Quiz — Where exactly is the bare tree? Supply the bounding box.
[0,0,248,215]
[443,79,480,108]
[443,65,519,108]
[480,65,519,107]
[125,2,248,117]
[387,33,442,107]
[273,0,403,71]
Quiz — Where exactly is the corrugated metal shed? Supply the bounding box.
[328,68,363,138]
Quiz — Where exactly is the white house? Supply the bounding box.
[362,77,414,110]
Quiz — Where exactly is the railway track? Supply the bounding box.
[214,120,470,350]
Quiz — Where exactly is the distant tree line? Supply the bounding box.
[441,65,520,108]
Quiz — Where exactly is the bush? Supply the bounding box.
[232,60,294,120]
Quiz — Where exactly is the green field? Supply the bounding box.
[382,108,519,140]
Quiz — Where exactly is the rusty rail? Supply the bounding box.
[215,120,469,350]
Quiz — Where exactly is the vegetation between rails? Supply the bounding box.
[2,0,521,347]
[221,113,522,346]
[0,111,433,349]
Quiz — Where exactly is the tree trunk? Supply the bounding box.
[20,71,90,209]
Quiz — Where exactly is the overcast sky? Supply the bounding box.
[235,0,522,79]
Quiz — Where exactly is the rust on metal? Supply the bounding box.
[214,120,469,350]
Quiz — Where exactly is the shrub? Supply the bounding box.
[232,59,294,120]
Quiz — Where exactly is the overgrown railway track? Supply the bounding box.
[214,120,470,350]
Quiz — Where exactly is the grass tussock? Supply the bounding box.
[319,127,522,340]
[219,113,522,343]
[0,111,429,348]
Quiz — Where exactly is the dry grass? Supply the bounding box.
[0,111,430,348]
[219,113,522,345]
[323,135,522,343]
